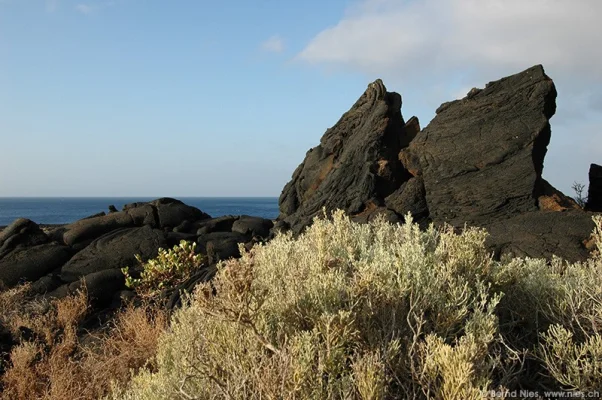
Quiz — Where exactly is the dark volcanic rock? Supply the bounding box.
[196,215,239,235]
[149,198,211,229]
[197,231,249,263]
[0,243,71,288]
[62,204,158,246]
[0,219,71,288]
[68,269,126,305]
[173,220,194,233]
[401,116,420,148]
[384,176,429,221]
[231,216,274,238]
[278,79,415,233]
[350,205,401,225]
[586,163,602,212]
[485,210,596,261]
[165,265,217,311]
[61,198,210,246]
[400,65,560,226]
[0,320,15,374]
[60,225,168,282]
[82,211,106,220]
[31,274,64,294]
[278,65,596,261]
[0,218,49,258]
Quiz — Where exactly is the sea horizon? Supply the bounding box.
[0,197,280,226]
[0,196,279,198]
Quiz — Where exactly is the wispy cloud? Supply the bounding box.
[75,3,95,14]
[261,35,285,53]
[75,1,116,15]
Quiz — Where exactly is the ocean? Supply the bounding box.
[0,197,280,226]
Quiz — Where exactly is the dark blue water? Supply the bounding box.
[0,197,280,226]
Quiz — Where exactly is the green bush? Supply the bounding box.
[111,211,602,399]
[121,240,202,299]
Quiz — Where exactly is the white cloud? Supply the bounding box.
[297,0,602,194]
[298,0,602,84]
[261,35,285,53]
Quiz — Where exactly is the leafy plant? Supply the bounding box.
[121,240,203,299]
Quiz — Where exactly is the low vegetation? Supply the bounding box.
[111,211,602,399]
[0,286,167,399]
[572,181,589,208]
[121,240,202,299]
[1,212,601,399]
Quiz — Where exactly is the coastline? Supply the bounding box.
[0,223,65,234]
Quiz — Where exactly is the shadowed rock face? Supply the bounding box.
[278,79,414,233]
[278,65,599,262]
[484,210,595,261]
[586,164,602,212]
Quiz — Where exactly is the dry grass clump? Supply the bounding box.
[113,211,602,400]
[0,286,167,400]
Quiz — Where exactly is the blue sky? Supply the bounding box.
[1,0,601,197]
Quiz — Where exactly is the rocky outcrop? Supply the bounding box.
[0,200,273,309]
[0,218,50,257]
[278,65,599,262]
[401,65,559,226]
[232,215,274,238]
[586,163,602,212]
[58,197,209,247]
[0,244,71,288]
[60,226,169,282]
[278,79,414,233]
[0,219,72,287]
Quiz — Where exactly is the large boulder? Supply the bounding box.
[61,198,210,246]
[231,216,274,238]
[0,219,72,288]
[68,269,126,305]
[197,231,250,263]
[0,218,49,258]
[0,243,71,288]
[61,204,158,246]
[196,215,239,235]
[586,163,602,212]
[400,65,560,226]
[60,225,169,282]
[146,198,211,229]
[278,79,414,233]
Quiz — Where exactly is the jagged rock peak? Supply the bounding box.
[343,78,399,119]
[366,79,387,99]
[278,78,408,233]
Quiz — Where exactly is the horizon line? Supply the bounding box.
[0,195,280,199]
